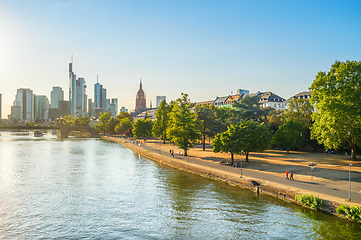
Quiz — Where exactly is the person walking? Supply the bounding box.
[285,170,289,180]
[290,171,294,180]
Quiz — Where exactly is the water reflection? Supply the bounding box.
[0,131,361,239]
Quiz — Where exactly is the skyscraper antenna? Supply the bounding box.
[71,54,73,64]
[97,75,98,83]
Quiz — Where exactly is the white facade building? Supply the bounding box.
[156,96,166,108]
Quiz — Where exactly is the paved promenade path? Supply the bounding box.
[108,137,361,205]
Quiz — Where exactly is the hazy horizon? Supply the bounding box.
[1,0,361,118]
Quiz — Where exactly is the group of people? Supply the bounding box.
[169,149,174,157]
[285,170,294,180]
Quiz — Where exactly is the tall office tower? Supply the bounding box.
[69,60,77,117]
[109,103,116,116]
[102,88,107,113]
[58,100,70,117]
[34,95,49,120]
[111,98,118,116]
[0,93,2,119]
[88,99,93,118]
[94,77,107,114]
[75,77,86,117]
[15,88,34,120]
[120,107,128,113]
[156,96,166,108]
[51,86,64,109]
[106,99,110,111]
[135,79,146,112]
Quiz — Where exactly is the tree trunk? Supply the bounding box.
[184,149,188,156]
[245,152,249,162]
[231,152,234,164]
[287,147,290,154]
[351,145,357,160]
[163,139,166,144]
[202,134,206,151]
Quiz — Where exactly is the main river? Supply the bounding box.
[0,131,360,239]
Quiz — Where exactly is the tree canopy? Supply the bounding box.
[167,93,202,156]
[74,116,90,127]
[116,111,134,122]
[310,60,361,159]
[132,118,153,140]
[283,98,313,128]
[94,112,112,134]
[115,118,133,135]
[195,104,218,150]
[232,95,271,122]
[271,120,305,154]
[152,100,171,143]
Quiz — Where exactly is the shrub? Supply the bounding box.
[295,194,322,209]
[336,205,361,222]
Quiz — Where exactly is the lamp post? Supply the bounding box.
[309,163,317,181]
[349,163,353,201]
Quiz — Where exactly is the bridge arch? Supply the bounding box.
[56,118,99,138]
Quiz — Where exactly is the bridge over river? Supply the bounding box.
[56,118,99,138]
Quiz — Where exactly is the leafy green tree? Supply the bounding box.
[240,121,271,161]
[212,124,244,163]
[107,117,119,135]
[271,120,305,154]
[167,93,202,156]
[266,109,285,134]
[232,95,271,122]
[284,98,313,128]
[74,116,91,127]
[132,118,153,140]
[195,104,218,150]
[62,115,74,126]
[213,121,270,162]
[94,112,112,134]
[115,118,133,135]
[310,60,361,159]
[152,100,171,143]
[116,111,134,122]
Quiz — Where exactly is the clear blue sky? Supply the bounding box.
[1,0,361,117]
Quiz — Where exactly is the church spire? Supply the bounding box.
[140,78,142,89]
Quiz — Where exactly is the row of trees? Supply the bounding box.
[92,60,361,160]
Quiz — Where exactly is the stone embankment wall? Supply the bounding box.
[103,136,358,221]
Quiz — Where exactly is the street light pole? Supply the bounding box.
[240,151,243,177]
[349,163,353,201]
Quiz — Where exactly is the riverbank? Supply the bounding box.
[103,136,361,221]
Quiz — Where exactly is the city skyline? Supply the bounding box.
[1,0,361,118]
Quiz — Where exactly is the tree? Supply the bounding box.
[266,109,285,134]
[310,61,361,159]
[240,120,271,161]
[62,115,74,126]
[195,104,218,150]
[271,121,305,154]
[212,124,244,163]
[94,112,111,134]
[107,117,119,135]
[116,111,134,122]
[232,95,271,122]
[115,118,133,135]
[212,121,271,162]
[167,93,202,156]
[152,100,171,143]
[74,116,90,127]
[132,118,153,140]
[283,98,313,129]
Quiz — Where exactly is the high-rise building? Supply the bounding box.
[135,79,146,112]
[109,103,116,116]
[237,89,249,95]
[34,95,49,120]
[156,96,166,108]
[15,88,33,120]
[50,86,64,109]
[120,107,128,113]
[106,99,110,111]
[88,99,93,118]
[69,61,77,117]
[94,77,107,114]
[58,100,70,117]
[111,98,118,116]
[11,106,21,120]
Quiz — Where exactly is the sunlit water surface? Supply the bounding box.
[0,131,360,239]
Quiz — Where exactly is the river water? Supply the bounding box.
[0,131,360,239]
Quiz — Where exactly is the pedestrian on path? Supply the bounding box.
[285,170,289,180]
[290,171,294,180]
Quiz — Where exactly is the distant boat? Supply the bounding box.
[32,130,43,137]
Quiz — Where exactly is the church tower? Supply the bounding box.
[135,79,146,112]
